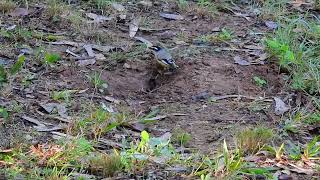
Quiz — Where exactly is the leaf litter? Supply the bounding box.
[1,0,319,179]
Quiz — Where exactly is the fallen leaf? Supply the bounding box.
[34,125,65,132]
[50,40,82,46]
[6,25,16,31]
[95,53,106,60]
[83,44,95,57]
[287,162,314,175]
[234,56,251,66]
[86,13,112,23]
[158,132,172,142]
[66,49,80,57]
[129,122,145,131]
[137,1,153,8]
[123,63,131,69]
[98,138,124,148]
[77,58,96,66]
[111,3,125,12]
[233,12,251,21]
[51,132,74,140]
[139,27,171,32]
[140,115,167,123]
[104,96,120,104]
[265,21,278,30]
[40,103,69,119]
[274,97,289,115]
[134,36,153,47]
[160,13,184,20]
[9,8,29,17]
[21,115,47,127]
[30,144,63,165]
[101,102,114,113]
[129,18,140,38]
[91,45,119,52]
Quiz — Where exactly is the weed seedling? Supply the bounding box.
[52,90,77,103]
[43,52,60,65]
[172,128,192,147]
[236,127,273,154]
[196,0,217,17]
[88,151,123,177]
[303,136,320,160]
[0,107,9,121]
[46,0,67,21]
[87,71,108,92]
[253,76,267,87]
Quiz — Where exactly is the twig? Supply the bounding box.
[98,138,124,149]
[21,115,51,126]
[211,95,272,101]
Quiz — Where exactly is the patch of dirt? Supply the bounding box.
[0,0,295,178]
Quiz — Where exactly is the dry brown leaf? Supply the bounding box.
[129,18,140,38]
[30,144,63,165]
[86,13,112,23]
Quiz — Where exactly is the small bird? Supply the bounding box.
[148,46,178,71]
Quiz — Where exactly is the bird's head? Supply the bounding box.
[148,46,162,52]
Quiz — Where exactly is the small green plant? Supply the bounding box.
[265,38,298,69]
[52,90,77,102]
[282,119,301,134]
[74,107,127,139]
[0,55,26,88]
[10,55,25,75]
[253,76,267,87]
[197,28,233,44]
[88,151,123,177]
[172,128,192,147]
[177,0,189,10]
[264,143,285,160]
[46,137,94,168]
[43,52,60,64]
[211,140,243,177]
[286,141,302,160]
[0,65,8,85]
[200,173,211,180]
[259,0,288,20]
[196,0,217,17]
[304,113,320,125]
[137,130,150,153]
[0,107,9,121]
[121,130,176,171]
[236,127,273,154]
[303,136,320,160]
[46,0,67,20]
[87,71,108,91]
[217,28,233,42]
